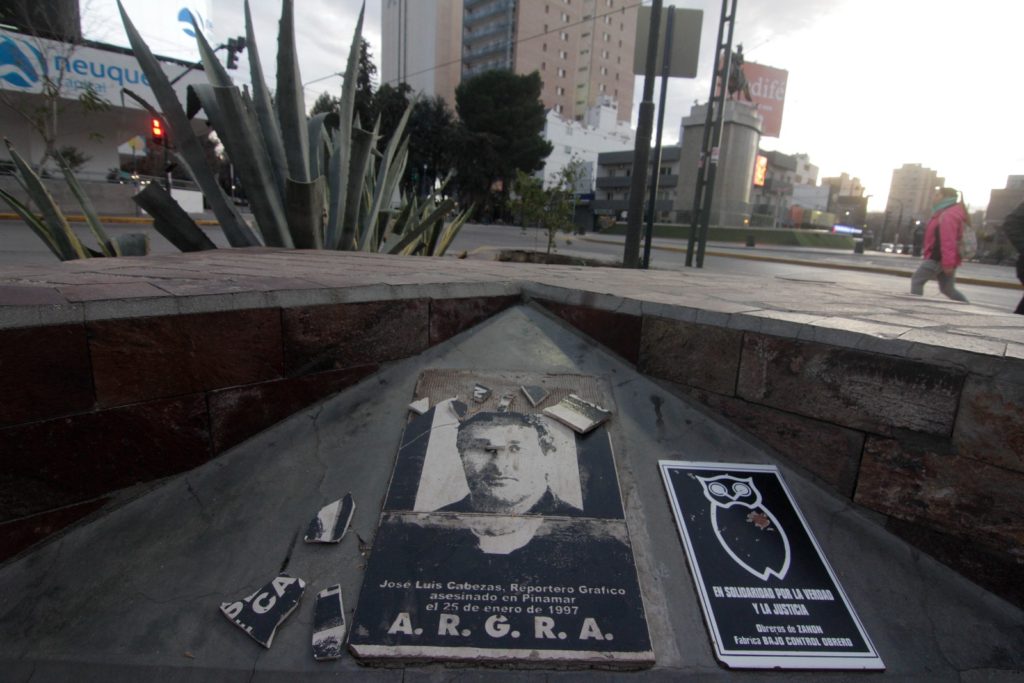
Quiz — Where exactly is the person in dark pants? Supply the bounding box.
[910,187,970,302]
[1001,200,1024,314]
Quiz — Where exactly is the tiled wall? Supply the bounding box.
[0,295,517,560]
[2,293,1020,610]
[536,301,1023,608]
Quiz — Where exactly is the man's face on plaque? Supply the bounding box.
[458,422,547,514]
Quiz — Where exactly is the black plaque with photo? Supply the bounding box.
[659,461,884,670]
[349,371,653,667]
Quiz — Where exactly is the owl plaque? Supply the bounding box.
[660,461,884,670]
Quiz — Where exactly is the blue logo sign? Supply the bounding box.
[179,7,211,39]
[0,34,44,89]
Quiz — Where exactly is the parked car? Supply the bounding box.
[881,242,895,253]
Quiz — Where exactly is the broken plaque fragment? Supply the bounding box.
[312,585,347,661]
[408,397,429,415]
[220,574,305,648]
[472,383,492,403]
[496,393,515,412]
[543,393,612,434]
[520,384,549,407]
[304,493,356,544]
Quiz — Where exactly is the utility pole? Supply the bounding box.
[642,8,675,270]
[622,0,662,269]
[686,0,739,268]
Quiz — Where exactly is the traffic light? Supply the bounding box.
[151,117,165,146]
[226,36,246,70]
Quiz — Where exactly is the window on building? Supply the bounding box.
[599,83,605,92]
[542,43,546,51]
[561,12,568,21]
[600,66,607,75]
[541,61,546,70]
[603,32,609,41]
[556,104,563,113]
[545,4,549,12]
[561,31,569,40]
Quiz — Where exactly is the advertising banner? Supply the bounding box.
[350,370,654,667]
[742,61,788,138]
[659,461,884,670]
[0,27,207,110]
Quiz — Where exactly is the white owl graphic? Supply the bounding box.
[696,474,791,581]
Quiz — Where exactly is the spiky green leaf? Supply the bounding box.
[116,0,259,247]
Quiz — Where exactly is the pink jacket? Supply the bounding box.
[922,202,966,270]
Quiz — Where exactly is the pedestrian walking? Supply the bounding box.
[1000,200,1024,314]
[910,187,970,302]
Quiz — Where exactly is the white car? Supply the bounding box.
[881,243,895,253]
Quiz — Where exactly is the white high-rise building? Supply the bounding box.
[381,0,463,108]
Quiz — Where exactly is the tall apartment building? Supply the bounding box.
[381,0,464,108]
[461,0,637,123]
[885,163,944,233]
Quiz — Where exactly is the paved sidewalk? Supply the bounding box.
[2,249,1022,365]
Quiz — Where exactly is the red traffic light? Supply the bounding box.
[151,117,165,143]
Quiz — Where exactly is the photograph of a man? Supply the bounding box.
[441,412,580,516]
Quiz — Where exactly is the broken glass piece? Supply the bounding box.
[496,393,515,412]
[543,394,612,434]
[409,397,430,415]
[304,493,356,544]
[220,574,305,648]
[472,384,492,403]
[312,585,347,661]
[520,384,549,407]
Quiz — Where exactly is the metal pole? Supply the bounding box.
[643,8,674,270]
[696,0,739,268]
[622,0,663,269]
[685,0,731,267]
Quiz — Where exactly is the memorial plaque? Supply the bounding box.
[659,461,884,670]
[349,371,653,667]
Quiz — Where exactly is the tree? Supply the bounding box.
[407,95,456,197]
[354,38,376,126]
[309,91,339,117]
[370,82,412,145]
[0,0,111,171]
[454,70,552,218]
[511,157,582,254]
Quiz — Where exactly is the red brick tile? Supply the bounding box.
[209,365,378,452]
[283,300,429,373]
[430,296,518,346]
[683,386,864,497]
[639,316,743,394]
[0,324,95,426]
[0,497,108,562]
[0,395,211,520]
[538,301,642,364]
[737,334,965,436]
[88,309,283,407]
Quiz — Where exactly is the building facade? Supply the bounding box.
[592,145,680,221]
[749,150,796,227]
[884,163,944,244]
[460,0,637,123]
[381,0,463,108]
[540,96,633,191]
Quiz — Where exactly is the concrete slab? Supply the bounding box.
[0,304,1021,681]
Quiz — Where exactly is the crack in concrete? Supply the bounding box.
[185,478,213,523]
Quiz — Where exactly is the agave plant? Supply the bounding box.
[115,0,470,257]
[0,138,148,260]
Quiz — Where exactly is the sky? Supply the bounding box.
[88,0,1024,213]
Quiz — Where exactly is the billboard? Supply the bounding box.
[752,154,768,187]
[743,61,788,138]
[81,1,212,63]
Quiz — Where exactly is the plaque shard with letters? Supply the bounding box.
[660,461,884,670]
[349,371,654,668]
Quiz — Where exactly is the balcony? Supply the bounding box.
[464,21,510,44]
[464,41,508,62]
[464,0,514,26]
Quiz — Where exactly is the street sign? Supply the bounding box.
[659,461,884,670]
[633,6,703,78]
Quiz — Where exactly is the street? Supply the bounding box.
[448,224,1023,312]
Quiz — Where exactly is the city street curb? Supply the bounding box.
[0,213,220,226]
[581,236,1022,290]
